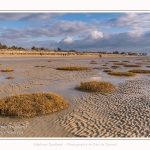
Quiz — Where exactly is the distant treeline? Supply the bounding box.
[0,43,25,50]
[31,46,77,52]
[0,42,147,55]
[0,43,77,52]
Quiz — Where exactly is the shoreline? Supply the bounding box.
[0,56,149,137]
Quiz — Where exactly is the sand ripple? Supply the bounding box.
[56,79,150,137]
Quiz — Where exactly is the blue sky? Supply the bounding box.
[0,12,150,53]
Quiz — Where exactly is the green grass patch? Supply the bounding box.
[75,81,115,93]
[0,92,69,118]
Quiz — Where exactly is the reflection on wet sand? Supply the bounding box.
[0,55,149,137]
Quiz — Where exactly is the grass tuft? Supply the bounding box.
[128,69,150,73]
[109,61,119,62]
[108,71,135,76]
[56,66,90,71]
[111,65,120,69]
[6,76,14,79]
[122,60,129,62]
[75,80,115,93]
[103,69,112,72]
[1,69,14,72]
[123,64,141,67]
[0,92,69,118]
[90,60,97,64]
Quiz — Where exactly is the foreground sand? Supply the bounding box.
[0,55,149,137]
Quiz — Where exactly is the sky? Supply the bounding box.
[0,12,150,53]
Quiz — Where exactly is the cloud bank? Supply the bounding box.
[0,13,150,54]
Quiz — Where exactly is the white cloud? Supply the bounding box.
[87,30,103,39]
[61,37,73,43]
[0,13,150,54]
[79,30,103,41]
[0,13,64,21]
[0,20,104,39]
[108,13,150,29]
[1,30,150,54]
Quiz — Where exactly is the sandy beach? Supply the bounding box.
[0,55,149,137]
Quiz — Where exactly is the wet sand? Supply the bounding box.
[0,55,150,137]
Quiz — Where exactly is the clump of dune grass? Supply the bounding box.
[90,60,97,64]
[6,76,14,79]
[56,66,90,71]
[1,69,14,72]
[111,65,120,69]
[0,92,69,118]
[108,71,135,76]
[109,60,119,62]
[122,60,129,62]
[128,69,150,73]
[48,60,52,62]
[75,81,115,93]
[123,64,141,67]
[103,69,112,72]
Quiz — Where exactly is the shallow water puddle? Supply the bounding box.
[0,76,5,82]
[88,73,149,85]
[90,76,102,81]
